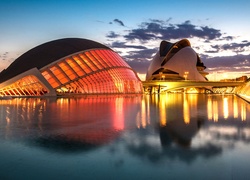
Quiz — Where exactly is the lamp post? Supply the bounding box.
[159,72,163,80]
[184,71,189,80]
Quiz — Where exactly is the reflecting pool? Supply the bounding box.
[1,94,250,180]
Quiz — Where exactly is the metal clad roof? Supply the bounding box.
[0,38,110,83]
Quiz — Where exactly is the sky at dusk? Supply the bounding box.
[1,0,250,80]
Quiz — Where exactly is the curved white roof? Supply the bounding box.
[146,39,207,81]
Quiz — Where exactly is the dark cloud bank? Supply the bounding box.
[106,19,250,75]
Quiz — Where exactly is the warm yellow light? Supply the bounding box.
[137,73,146,81]
[183,94,190,124]
[223,73,228,79]
[207,96,213,120]
[141,99,147,128]
[213,101,218,122]
[183,71,189,80]
[233,97,238,118]
[241,104,246,121]
[159,97,167,126]
[223,97,229,119]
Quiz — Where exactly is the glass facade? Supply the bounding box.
[0,75,48,96]
[0,38,143,97]
[0,49,142,97]
[41,49,142,95]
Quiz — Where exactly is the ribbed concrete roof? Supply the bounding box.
[0,38,110,83]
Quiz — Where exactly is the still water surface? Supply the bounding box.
[1,94,250,180]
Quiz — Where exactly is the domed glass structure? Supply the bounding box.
[0,38,142,96]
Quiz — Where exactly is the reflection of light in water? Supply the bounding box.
[146,96,150,125]
[141,98,147,128]
[234,97,238,119]
[213,101,218,122]
[136,112,140,128]
[159,95,167,126]
[189,94,197,107]
[241,103,246,121]
[223,97,229,119]
[136,98,147,129]
[183,94,190,124]
[207,95,249,122]
[113,97,124,130]
[207,96,218,122]
[5,106,11,139]
[136,97,151,129]
[38,104,44,131]
[6,106,10,125]
[27,100,31,120]
[207,96,213,120]
[136,98,145,128]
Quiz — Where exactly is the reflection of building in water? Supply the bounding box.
[0,38,142,97]
[183,93,190,124]
[0,96,141,151]
[158,94,202,147]
[241,103,246,121]
[135,94,250,148]
[125,96,250,165]
[113,97,125,130]
[223,97,229,119]
[135,94,204,147]
[136,96,151,128]
[137,94,200,128]
[207,95,247,122]
[159,119,201,147]
[1,98,46,139]
[234,97,238,118]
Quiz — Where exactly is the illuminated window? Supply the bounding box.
[73,55,92,73]
[0,75,49,96]
[85,51,103,70]
[79,53,98,71]
[91,50,109,68]
[66,58,85,76]
[59,62,77,80]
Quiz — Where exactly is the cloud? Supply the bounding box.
[204,49,220,53]
[111,41,148,50]
[107,40,156,74]
[113,19,125,26]
[106,31,120,38]
[221,36,234,41]
[220,41,250,53]
[203,54,250,72]
[123,20,223,42]
[124,48,157,74]
[0,52,9,61]
[207,41,250,54]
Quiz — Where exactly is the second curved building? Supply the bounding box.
[146,39,208,81]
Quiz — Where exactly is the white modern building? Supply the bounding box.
[146,39,208,81]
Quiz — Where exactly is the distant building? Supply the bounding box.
[220,75,248,82]
[146,39,208,81]
[236,76,248,82]
[0,38,142,96]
